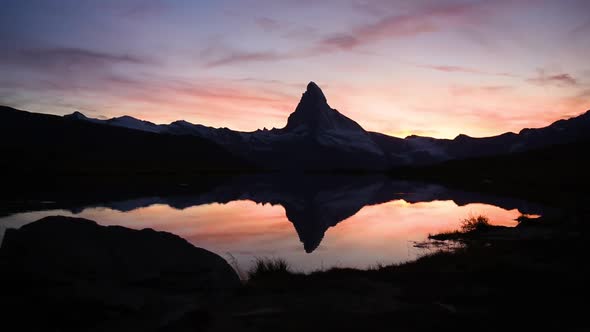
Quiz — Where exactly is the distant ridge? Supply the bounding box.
[58,82,590,170]
[2,82,590,171]
[0,105,250,174]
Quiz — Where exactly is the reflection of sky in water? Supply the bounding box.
[0,199,522,272]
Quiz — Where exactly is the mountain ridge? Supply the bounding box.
[60,98,590,144]
[0,105,251,174]
[4,81,590,170]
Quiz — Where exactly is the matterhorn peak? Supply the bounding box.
[304,81,326,104]
[284,81,333,131]
[284,81,367,135]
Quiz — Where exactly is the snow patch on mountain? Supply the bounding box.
[283,82,384,156]
[62,83,590,169]
[107,116,164,133]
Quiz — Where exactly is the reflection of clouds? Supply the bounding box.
[0,175,543,272]
[0,199,522,272]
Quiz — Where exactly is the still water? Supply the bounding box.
[0,177,543,273]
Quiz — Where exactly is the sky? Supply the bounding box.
[1,0,589,138]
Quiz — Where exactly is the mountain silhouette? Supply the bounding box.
[0,106,250,174]
[286,82,332,131]
[55,82,590,170]
[283,82,384,156]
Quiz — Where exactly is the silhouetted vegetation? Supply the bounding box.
[226,253,248,281]
[232,213,588,331]
[428,214,492,241]
[460,214,490,232]
[2,212,587,331]
[248,258,292,280]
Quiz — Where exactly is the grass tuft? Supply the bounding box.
[226,253,247,281]
[248,257,292,280]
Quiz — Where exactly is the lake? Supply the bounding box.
[0,175,544,273]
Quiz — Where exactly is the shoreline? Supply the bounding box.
[2,211,587,330]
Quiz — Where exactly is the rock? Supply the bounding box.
[0,216,240,331]
[1,215,239,288]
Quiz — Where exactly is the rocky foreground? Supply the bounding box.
[0,216,239,331]
[1,214,588,331]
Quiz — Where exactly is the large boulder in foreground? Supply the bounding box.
[0,216,240,331]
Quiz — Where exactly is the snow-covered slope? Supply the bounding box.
[63,82,389,169]
[63,82,590,169]
[64,112,164,133]
[107,116,164,133]
[281,82,383,156]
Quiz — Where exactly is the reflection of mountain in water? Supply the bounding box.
[2,176,547,253]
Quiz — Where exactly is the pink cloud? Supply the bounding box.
[527,71,578,87]
[318,17,435,50]
[202,1,499,67]
[204,51,289,67]
[316,1,491,52]
[415,63,518,77]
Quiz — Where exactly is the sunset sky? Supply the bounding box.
[1,0,589,138]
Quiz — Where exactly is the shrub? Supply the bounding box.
[460,215,490,232]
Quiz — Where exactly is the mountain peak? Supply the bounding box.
[280,82,384,156]
[284,81,364,133]
[454,133,472,141]
[284,82,329,131]
[65,111,88,120]
[305,81,326,104]
[109,115,141,125]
